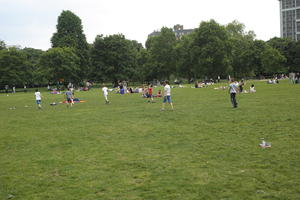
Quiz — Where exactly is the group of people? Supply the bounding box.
[267,78,279,84]
[4,85,20,93]
[34,87,75,109]
[33,79,259,110]
[228,80,256,108]
[33,81,175,111]
[101,81,174,110]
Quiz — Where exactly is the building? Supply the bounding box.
[279,0,300,41]
[148,24,194,40]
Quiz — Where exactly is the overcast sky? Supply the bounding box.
[0,0,280,50]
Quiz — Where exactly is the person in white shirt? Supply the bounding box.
[229,80,239,108]
[34,89,42,109]
[249,84,256,93]
[161,81,174,111]
[102,86,110,104]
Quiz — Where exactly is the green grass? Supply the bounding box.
[0,80,299,200]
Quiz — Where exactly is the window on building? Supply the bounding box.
[297,0,300,7]
[297,9,300,19]
[284,0,296,9]
[297,22,300,32]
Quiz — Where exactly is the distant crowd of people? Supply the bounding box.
[4,73,299,110]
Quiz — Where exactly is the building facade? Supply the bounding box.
[279,0,300,41]
[148,24,194,40]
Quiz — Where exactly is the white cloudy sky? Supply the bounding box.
[0,0,280,50]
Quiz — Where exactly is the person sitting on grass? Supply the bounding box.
[153,90,162,97]
[250,84,256,93]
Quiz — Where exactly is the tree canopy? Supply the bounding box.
[51,10,90,80]
[1,12,299,88]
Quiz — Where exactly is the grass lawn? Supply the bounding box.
[0,80,299,200]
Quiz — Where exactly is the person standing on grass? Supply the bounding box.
[148,84,154,103]
[5,85,9,93]
[65,88,74,107]
[102,85,110,104]
[34,89,42,109]
[161,81,174,111]
[229,79,239,108]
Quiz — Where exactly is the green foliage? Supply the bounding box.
[146,27,177,80]
[175,34,194,80]
[252,40,286,76]
[0,48,28,86]
[261,44,286,74]
[0,40,6,50]
[226,21,257,78]
[267,37,295,72]
[90,34,138,83]
[190,20,232,78]
[1,14,298,86]
[289,41,300,72]
[39,47,80,83]
[51,10,90,80]
[21,48,45,85]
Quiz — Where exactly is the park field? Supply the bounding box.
[0,80,299,200]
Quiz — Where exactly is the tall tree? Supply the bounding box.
[39,47,80,84]
[51,10,90,81]
[267,37,296,72]
[0,47,27,86]
[252,40,286,76]
[261,44,286,74]
[146,27,177,80]
[0,40,6,50]
[22,48,45,85]
[226,21,257,78]
[90,34,138,84]
[285,41,300,72]
[175,34,195,80]
[190,20,232,79]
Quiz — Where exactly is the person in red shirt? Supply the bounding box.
[148,84,154,103]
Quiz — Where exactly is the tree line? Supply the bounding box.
[1,10,300,88]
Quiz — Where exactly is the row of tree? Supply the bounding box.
[1,10,300,87]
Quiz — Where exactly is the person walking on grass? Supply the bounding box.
[148,84,154,103]
[34,89,42,109]
[65,88,74,107]
[229,79,239,108]
[102,85,110,104]
[161,81,174,111]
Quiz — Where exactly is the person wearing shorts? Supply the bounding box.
[161,81,174,111]
[65,88,74,107]
[34,89,42,109]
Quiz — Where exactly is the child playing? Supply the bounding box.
[34,89,42,109]
[147,84,154,103]
[102,86,110,104]
[65,88,74,107]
